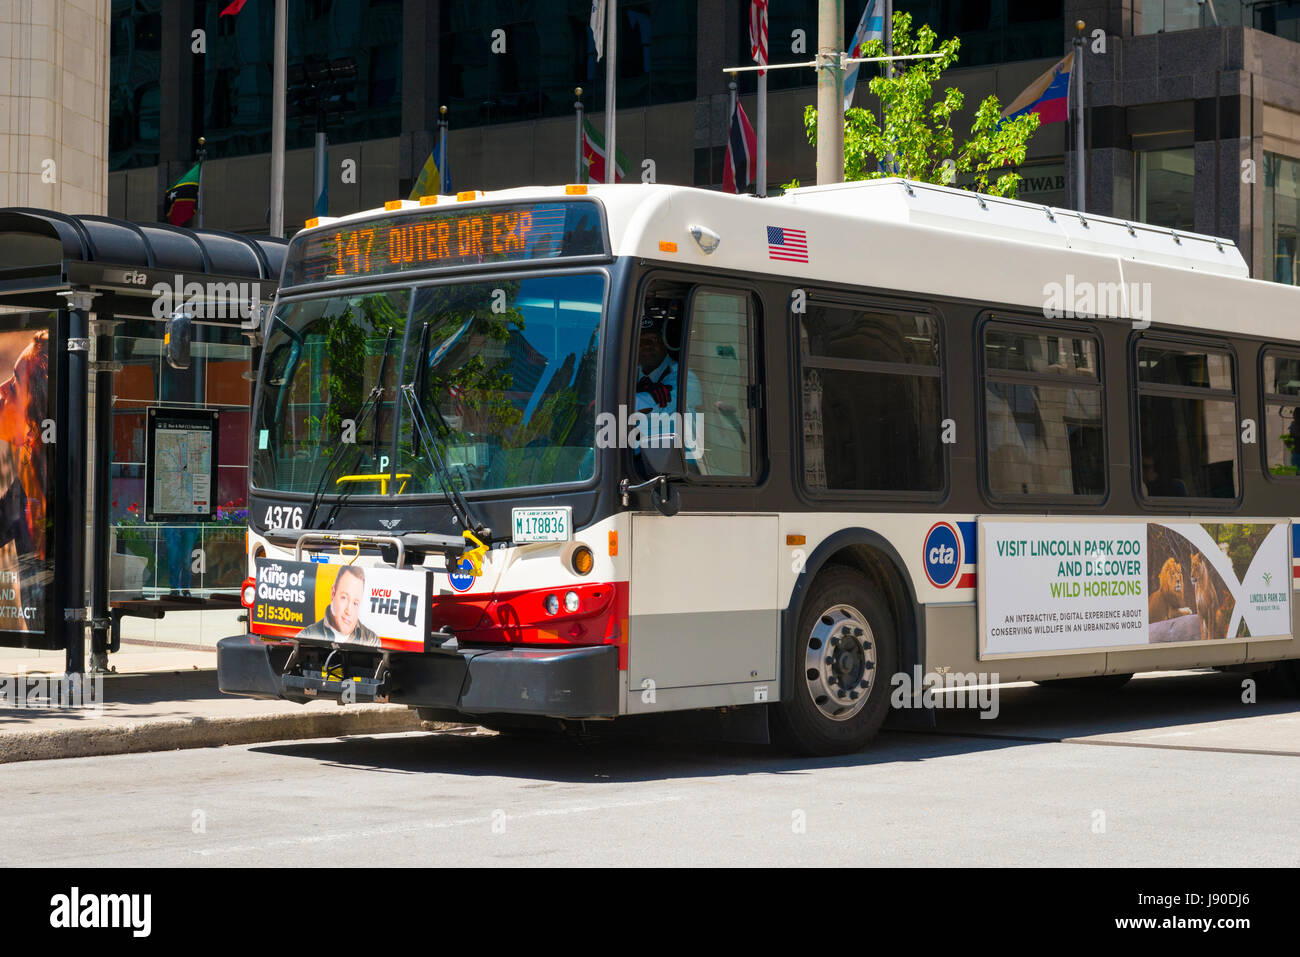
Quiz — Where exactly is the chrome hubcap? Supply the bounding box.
[803,604,875,721]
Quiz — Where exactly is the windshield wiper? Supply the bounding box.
[399,382,491,541]
[304,328,395,530]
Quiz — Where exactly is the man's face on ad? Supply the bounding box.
[330,573,364,636]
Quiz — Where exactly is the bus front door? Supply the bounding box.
[627,512,780,710]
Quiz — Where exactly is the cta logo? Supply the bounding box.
[447,558,475,593]
[923,521,961,588]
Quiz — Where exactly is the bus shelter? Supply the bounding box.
[0,208,286,673]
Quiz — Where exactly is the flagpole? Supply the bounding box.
[604,0,617,184]
[269,0,287,236]
[884,0,893,173]
[196,137,206,228]
[728,80,737,190]
[439,105,449,194]
[1073,20,1085,211]
[884,0,893,78]
[574,87,584,183]
[757,77,767,196]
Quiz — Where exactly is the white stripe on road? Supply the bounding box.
[192,795,683,857]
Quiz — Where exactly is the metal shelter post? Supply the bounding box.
[89,317,120,671]
[58,290,97,675]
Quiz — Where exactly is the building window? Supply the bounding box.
[1137,148,1196,231]
[983,323,1105,499]
[1135,341,1238,501]
[799,302,944,493]
[1264,152,1300,285]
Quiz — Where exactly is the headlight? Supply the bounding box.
[564,590,580,613]
[543,594,560,616]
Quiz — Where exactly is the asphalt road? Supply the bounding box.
[3,671,1298,867]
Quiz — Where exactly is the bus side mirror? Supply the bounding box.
[165,311,193,370]
[642,441,687,480]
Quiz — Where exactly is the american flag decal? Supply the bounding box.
[767,226,808,263]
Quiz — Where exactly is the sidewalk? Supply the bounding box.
[0,644,428,764]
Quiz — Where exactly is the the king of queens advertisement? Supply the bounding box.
[0,316,55,648]
[250,558,432,652]
[981,518,1292,656]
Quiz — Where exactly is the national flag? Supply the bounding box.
[767,225,808,263]
[220,0,249,16]
[582,116,628,183]
[749,0,768,76]
[722,99,757,194]
[164,162,201,226]
[1001,51,1074,125]
[590,0,607,61]
[409,141,446,200]
[844,0,885,111]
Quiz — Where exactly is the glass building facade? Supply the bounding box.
[439,0,697,127]
[1265,152,1300,285]
[109,0,163,171]
[733,0,1065,95]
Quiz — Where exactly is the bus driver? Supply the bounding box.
[635,300,702,455]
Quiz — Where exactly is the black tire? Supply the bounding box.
[772,565,898,756]
[1035,673,1134,691]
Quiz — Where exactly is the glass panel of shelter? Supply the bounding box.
[109,322,251,599]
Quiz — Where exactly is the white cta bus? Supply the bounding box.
[218,178,1300,755]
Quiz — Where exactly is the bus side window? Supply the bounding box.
[799,303,943,493]
[1135,342,1238,501]
[1261,349,1300,479]
[982,323,1105,499]
[682,289,756,479]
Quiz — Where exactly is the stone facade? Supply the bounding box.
[0,0,111,215]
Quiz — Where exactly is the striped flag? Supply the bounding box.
[767,225,808,263]
[749,0,768,76]
[409,141,447,200]
[844,0,885,111]
[1001,52,1074,125]
[582,116,627,183]
[164,162,201,226]
[723,99,757,194]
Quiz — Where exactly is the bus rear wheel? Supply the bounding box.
[773,566,897,756]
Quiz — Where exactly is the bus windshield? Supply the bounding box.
[252,273,604,499]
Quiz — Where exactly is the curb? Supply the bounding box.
[0,705,427,765]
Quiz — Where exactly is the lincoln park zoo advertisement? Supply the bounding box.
[979,519,1292,657]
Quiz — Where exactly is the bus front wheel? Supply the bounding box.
[773,565,897,756]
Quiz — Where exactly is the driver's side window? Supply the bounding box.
[682,289,756,480]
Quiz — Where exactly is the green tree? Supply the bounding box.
[797,12,1041,197]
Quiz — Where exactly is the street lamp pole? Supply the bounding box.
[816,0,845,185]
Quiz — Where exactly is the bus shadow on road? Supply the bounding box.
[249,670,1300,780]
[889,669,1300,765]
